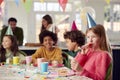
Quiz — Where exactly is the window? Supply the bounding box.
[34,2,46,11]
[0,2,5,30]
[104,3,120,43]
[47,3,60,11]
[33,1,73,45]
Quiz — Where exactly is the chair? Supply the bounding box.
[62,51,72,69]
[19,50,27,56]
[105,63,112,80]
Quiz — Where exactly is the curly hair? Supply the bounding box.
[39,30,58,45]
[64,30,85,47]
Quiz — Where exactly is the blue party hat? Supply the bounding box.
[86,13,96,28]
[71,21,78,31]
[5,25,13,35]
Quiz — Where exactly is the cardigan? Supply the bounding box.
[75,49,111,80]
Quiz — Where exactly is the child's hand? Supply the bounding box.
[20,60,26,64]
[71,59,82,72]
[41,58,48,62]
[81,42,93,54]
[52,60,59,67]
[0,62,4,66]
[81,42,93,49]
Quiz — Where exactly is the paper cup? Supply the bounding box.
[13,56,20,65]
[26,56,32,65]
[40,62,48,73]
[37,58,45,68]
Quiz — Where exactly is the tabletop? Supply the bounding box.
[0,64,92,80]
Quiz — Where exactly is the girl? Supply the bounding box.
[32,30,63,67]
[71,24,112,80]
[0,35,26,63]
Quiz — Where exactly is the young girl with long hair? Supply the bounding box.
[0,35,26,63]
[71,24,112,80]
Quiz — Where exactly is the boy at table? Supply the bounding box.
[63,30,85,68]
[32,30,63,67]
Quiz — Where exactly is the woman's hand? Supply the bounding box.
[71,59,82,72]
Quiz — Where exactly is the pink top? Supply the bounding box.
[75,49,111,80]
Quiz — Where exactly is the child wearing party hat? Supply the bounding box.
[71,13,112,80]
[63,21,85,68]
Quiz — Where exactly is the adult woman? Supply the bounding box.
[39,14,58,43]
[41,14,54,32]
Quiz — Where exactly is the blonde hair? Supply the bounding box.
[86,24,112,53]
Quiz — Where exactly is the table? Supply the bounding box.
[0,64,92,80]
[19,46,120,79]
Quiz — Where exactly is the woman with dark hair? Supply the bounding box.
[39,14,59,43]
[0,35,26,63]
[40,14,53,32]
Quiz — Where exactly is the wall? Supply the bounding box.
[82,0,106,24]
[5,0,118,44]
[6,1,36,44]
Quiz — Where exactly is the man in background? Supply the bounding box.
[1,17,24,46]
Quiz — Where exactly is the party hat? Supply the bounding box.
[5,25,13,35]
[71,21,78,31]
[86,13,96,28]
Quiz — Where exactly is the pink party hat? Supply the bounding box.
[71,21,78,31]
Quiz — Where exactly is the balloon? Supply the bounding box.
[80,7,96,27]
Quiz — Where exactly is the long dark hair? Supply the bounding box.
[0,35,19,62]
[41,14,53,32]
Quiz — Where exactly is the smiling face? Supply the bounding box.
[2,36,12,50]
[42,19,48,28]
[65,39,78,51]
[86,30,100,50]
[43,36,54,50]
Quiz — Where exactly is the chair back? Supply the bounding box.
[62,51,73,69]
[19,50,27,56]
[105,63,112,80]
